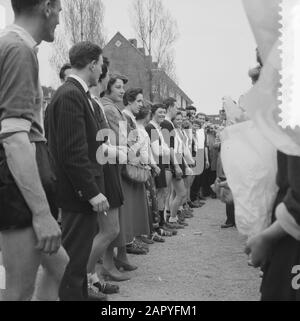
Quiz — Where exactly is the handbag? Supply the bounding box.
[121,127,151,183]
[122,163,151,183]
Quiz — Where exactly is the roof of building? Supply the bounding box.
[104,32,193,104]
[152,69,193,104]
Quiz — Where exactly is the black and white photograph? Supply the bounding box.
[0,0,300,307]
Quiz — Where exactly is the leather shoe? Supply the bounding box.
[162,224,178,235]
[101,268,131,282]
[221,223,235,229]
[136,235,154,245]
[114,258,138,271]
[93,281,120,295]
[87,286,108,301]
[178,220,188,227]
[126,243,148,255]
[167,221,184,229]
[188,201,203,208]
[184,213,194,218]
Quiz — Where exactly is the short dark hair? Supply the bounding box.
[182,119,191,129]
[163,97,177,109]
[196,112,206,119]
[69,41,103,70]
[99,57,110,83]
[186,106,197,112]
[136,104,151,121]
[193,119,202,127]
[11,0,56,14]
[123,88,143,106]
[176,111,183,117]
[59,63,72,81]
[106,74,127,95]
[151,103,167,117]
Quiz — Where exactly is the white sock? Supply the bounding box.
[169,217,178,223]
[88,273,100,285]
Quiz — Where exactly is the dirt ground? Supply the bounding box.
[0,199,261,301]
[105,199,261,301]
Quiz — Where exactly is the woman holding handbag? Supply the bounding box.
[121,89,151,254]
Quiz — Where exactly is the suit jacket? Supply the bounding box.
[47,78,105,213]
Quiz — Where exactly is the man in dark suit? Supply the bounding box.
[47,41,110,301]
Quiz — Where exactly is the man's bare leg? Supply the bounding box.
[169,178,186,222]
[87,209,120,274]
[1,228,41,301]
[32,247,69,301]
[164,170,173,219]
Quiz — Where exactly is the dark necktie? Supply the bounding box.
[86,90,92,101]
[86,91,95,114]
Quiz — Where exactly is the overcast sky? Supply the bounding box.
[1,0,257,114]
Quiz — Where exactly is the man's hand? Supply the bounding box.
[205,160,210,169]
[33,214,62,255]
[185,166,194,176]
[245,233,272,268]
[219,181,229,189]
[245,221,287,268]
[217,180,233,204]
[153,165,161,177]
[175,166,183,180]
[220,187,233,204]
[89,193,110,214]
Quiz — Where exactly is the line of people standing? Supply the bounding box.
[46,46,216,300]
[0,0,219,302]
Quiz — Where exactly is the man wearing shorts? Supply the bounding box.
[160,98,186,229]
[0,0,68,301]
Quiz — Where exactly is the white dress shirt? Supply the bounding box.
[69,74,94,113]
[149,120,170,158]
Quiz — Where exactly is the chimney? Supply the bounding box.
[129,39,137,47]
[145,55,152,67]
[138,47,145,55]
[152,62,158,69]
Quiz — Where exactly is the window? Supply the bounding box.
[152,84,159,94]
[176,93,181,106]
[115,40,122,47]
[169,90,175,98]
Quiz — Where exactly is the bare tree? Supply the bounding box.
[131,0,179,100]
[50,0,107,82]
[160,50,178,84]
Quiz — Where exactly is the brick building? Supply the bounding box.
[103,32,193,108]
